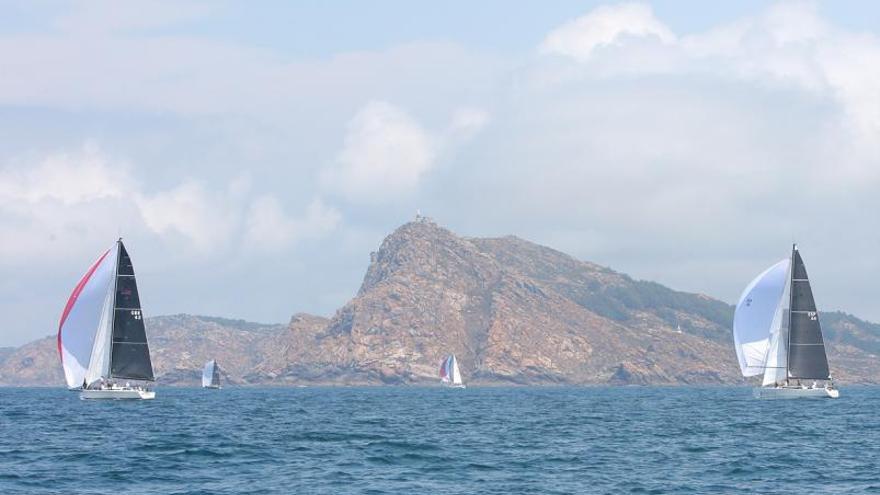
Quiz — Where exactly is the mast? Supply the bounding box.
[785,244,795,384]
[106,239,122,380]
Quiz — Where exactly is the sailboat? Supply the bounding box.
[439,354,465,388]
[57,239,156,400]
[733,244,838,399]
[202,360,221,389]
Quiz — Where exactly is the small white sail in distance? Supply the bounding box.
[439,355,463,386]
[202,360,220,388]
[450,356,463,386]
[733,259,790,377]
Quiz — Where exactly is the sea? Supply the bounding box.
[0,386,877,494]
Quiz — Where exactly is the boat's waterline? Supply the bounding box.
[80,387,155,400]
[754,386,839,400]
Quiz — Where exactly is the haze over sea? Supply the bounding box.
[0,387,876,494]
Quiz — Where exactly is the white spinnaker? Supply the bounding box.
[57,246,118,389]
[450,355,462,385]
[202,360,215,387]
[734,259,790,377]
[441,356,451,383]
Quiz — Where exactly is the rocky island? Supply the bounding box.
[2,219,879,386]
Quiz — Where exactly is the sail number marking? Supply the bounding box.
[131,309,142,320]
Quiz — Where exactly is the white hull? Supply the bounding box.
[445,383,466,389]
[754,385,838,399]
[80,386,155,400]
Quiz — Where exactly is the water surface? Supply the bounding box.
[1,386,877,494]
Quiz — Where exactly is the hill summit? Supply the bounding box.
[258,218,744,384]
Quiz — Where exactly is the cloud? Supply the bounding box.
[135,180,240,252]
[321,101,436,203]
[244,196,341,253]
[539,2,675,60]
[448,107,490,139]
[439,0,879,316]
[0,145,140,262]
[535,2,880,157]
[0,143,132,206]
[320,101,491,204]
[0,144,341,263]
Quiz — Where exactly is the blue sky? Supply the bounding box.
[2,1,880,346]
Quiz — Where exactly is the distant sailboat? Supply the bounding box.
[202,360,221,389]
[439,354,465,388]
[733,244,838,399]
[58,239,156,400]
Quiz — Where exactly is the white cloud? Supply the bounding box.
[0,144,341,263]
[0,145,140,262]
[320,101,491,204]
[449,107,490,139]
[539,2,675,60]
[321,101,436,203]
[0,143,132,206]
[135,180,240,252]
[535,2,880,158]
[244,196,340,253]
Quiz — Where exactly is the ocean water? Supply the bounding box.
[0,386,878,494]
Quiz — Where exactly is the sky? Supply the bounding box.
[2,0,880,346]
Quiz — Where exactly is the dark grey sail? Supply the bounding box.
[787,246,831,380]
[211,361,221,387]
[109,241,155,381]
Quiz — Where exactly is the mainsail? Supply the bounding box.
[202,360,220,388]
[787,248,831,380]
[109,242,154,381]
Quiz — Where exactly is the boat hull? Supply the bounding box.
[80,387,155,400]
[203,385,221,390]
[754,386,838,399]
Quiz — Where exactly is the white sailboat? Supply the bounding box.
[202,360,221,389]
[733,244,838,399]
[439,354,465,388]
[58,239,156,400]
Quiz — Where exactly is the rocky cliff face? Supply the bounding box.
[3,219,880,386]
